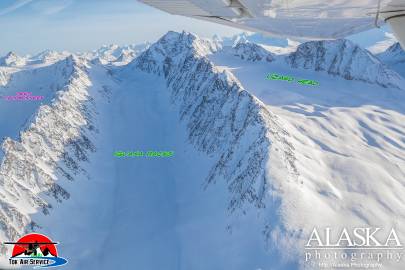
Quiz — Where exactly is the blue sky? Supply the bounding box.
[0,0,394,56]
[0,0,241,55]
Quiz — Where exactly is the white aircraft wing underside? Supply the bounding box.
[139,0,405,40]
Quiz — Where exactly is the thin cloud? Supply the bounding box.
[0,0,33,16]
[33,0,73,15]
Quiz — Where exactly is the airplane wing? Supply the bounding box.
[138,0,405,47]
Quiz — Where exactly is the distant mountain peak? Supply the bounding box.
[6,51,18,57]
[232,41,275,62]
[217,32,290,48]
[90,42,150,64]
[31,50,71,64]
[376,42,405,77]
[0,51,26,67]
[378,42,405,63]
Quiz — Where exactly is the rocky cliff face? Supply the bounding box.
[131,31,297,213]
[286,39,404,89]
[0,56,96,248]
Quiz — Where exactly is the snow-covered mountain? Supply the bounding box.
[0,31,404,270]
[377,42,405,77]
[0,56,94,255]
[131,31,295,213]
[286,39,404,89]
[29,50,71,64]
[0,52,26,67]
[217,32,291,48]
[216,32,299,56]
[208,33,405,270]
[92,44,121,62]
[114,50,136,64]
[90,42,151,64]
[231,40,275,62]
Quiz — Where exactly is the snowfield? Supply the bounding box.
[0,31,404,270]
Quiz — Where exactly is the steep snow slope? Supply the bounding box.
[0,32,298,270]
[0,58,75,144]
[0,55,98,268]
[131,31,296,212]
[209,40,405,270]
[94,31,298,269]
[25,63,118,270]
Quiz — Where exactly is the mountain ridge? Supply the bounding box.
[132,31,298,214]
[0,31,404,270]
[0,56,95,252]
[286,39,404,89]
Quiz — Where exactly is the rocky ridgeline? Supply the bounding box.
[232,40,274,62]
[0,56,96,249]
[131,31,297,213]
[286,39,404,89]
